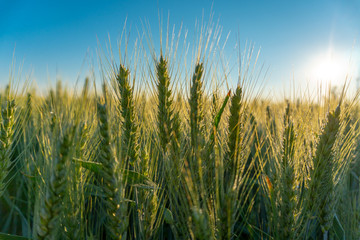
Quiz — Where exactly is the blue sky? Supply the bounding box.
[1,0,359,94]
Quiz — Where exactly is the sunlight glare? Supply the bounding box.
[310,50,350,86]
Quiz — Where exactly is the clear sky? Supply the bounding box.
[1,0,360,95]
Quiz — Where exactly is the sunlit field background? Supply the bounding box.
[1,1,360,240]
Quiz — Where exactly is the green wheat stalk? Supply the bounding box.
[36,128,74,240]
[116,64,140,238]
[278,103,296,239]
[97,102,127,239]
[0,99,15,197]
[307,105,341,239]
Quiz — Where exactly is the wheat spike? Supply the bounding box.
[97,102,127,239]
[0,99,15,197]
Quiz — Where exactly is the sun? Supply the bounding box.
[310,50,349,86]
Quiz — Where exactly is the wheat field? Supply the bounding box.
[0,24,359,240]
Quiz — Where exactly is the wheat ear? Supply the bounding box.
[308,105,341,238]
[116,64,140,238]
[36,128,74,240]
[97,102,127,239]
[0,99,15,197]
[278,103,296,239]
